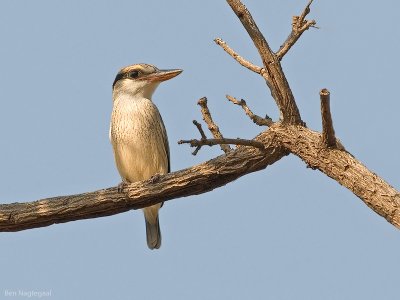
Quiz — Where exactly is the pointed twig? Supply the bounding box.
[226,95,273,126]
[299,0,314,22]
[226,0,303,125]
[179,108,266,155]
[320,88,336,148]
[189,120,207,155]
[276,0,317,60]
[214,38,263,74]
[178,137,265,155]
[197,97,232,153]
[192,120,207,139]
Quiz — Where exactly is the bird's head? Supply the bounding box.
[112,63,182,99]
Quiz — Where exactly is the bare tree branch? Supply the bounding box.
[183,120,208,155]
[271,125,400,228]
[180,114,265,154]
[276,0,317,60]
[0,132,286,232]
[214,38,263,74]
[226,95,273,126]
[197,97,231,153]
[192,120,207,139]
[178,137,265,154]
[226,0,303,125]
[1,126,399,232]
[320,89,337,148]
[1,0,399,237]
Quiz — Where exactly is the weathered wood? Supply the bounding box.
[271,125,400,228]
[226,0,303,125]
[1,124,399,231]
[276,0,316,60]
[320,89,336,147]
[0,0,398,236]
[0,131,287,232]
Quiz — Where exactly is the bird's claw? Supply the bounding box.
[117,181,127,193]
[149,173,162,184]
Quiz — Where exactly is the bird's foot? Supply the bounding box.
[117,181,128,193]
[149,173,162,184]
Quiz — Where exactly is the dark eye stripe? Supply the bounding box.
[112,73,124,88]
[112,70,141,88]
[129,71,139,78]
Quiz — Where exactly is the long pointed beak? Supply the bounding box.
[145,69,183,82]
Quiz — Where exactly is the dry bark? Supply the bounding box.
[0,132,286,231]
[271,125,400,228]
[0,0,398,232]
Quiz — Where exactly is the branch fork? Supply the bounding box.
[1,0,399,233]
[277,0,317,60]
[178,97,265,155]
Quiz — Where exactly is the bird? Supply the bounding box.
[109,63,182,249]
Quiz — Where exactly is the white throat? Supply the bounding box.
[113,79,160,101]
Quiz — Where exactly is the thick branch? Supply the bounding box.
[226,0,303,125]
[320,89,336,148]
[0,132,287,232]
[226,95,273,126]
[1,125,399,232]
[271,125,400,228]
[276,0,317,60]
[1,0,398,240]
[197,97,232,153]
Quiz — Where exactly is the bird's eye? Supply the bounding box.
[128,71,140,78]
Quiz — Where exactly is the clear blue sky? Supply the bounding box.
[1,1,399,299]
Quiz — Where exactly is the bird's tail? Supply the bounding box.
[143,206,162,250]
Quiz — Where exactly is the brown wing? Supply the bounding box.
[156,110,170,173]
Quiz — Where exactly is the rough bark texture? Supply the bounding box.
[0,132,287,232]
[320,89,336,147]
[226,0,303,125]
[271,125,400,228]
[1,124,399,232]
[276,0,316,60]
[0,0,398,233]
